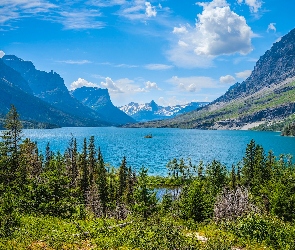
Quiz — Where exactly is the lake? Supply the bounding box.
[19,127,295,176]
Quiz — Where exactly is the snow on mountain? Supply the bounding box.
[119,100,209,122]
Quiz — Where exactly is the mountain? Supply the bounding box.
[126,28,295,129]
[71,87,135,125]
[119,100,209,122]
[2,55,109,125]
[0,59,106,128]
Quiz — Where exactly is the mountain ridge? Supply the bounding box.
[125,28,295,130]
[119,100,209,122]
[71,86,135,125]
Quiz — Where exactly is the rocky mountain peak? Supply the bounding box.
[216,28,295,103]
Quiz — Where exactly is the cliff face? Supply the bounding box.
[71,87,135,125]
[0,60,100,127]
[127,28,295,129]
[2,55,109,126]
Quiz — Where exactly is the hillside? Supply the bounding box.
[71,87,135,125]
[0,57,111,127]
[127,28,295,129]
[2,55,109,126]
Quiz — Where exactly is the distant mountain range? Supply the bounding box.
[0,55,134,127]
[119,100,209,122]
[126,27,295,130]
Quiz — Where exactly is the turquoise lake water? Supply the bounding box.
[20,127,295,176]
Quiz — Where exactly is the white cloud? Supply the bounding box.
[168,0,253,68]
[173,25,188,34]
[145,81,160,90]
[267,23,276,33]
[117,0,159,20]
[195,0,253,56]
[58,60,91,64]
[70,78,99,90]
[158,96,191,107]
[58,10,104,30]
[235,69,252,79]
[0,50,5,58]
[101,77,124,93]
[0,0,56,25]
[145,64,173,70]
[145,2,157,17]
[87,0,126,7]
[100,77,159,94]
[219,75,236,84]
[178,40,189,47]
[168,76,217,92]
[237,0,263,13]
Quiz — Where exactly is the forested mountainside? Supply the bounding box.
[0,59,109,127]
[126,28,295,130]
[2,55,109,125]
[0,55,138,127]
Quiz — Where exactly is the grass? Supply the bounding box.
[2,213,294,249]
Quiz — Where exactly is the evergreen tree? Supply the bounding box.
[230,165,236,190]
[242,139,256,187]
[79,138,89,204]
[117,156,128,202]
[96,147,108,216]
[0,105,23,187]
[133,167,157,219]
[88,136,96,185]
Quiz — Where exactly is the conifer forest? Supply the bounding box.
[0,105,295,249]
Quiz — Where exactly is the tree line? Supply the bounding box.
[0,105,295,249]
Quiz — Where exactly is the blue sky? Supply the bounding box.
[0,0,294,107]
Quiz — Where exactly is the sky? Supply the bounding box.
[0,0,294,107]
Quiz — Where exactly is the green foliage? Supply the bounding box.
[0,190,20,238]
[229,214,295,249]
[133,167,157,219]
[180,179,213,222]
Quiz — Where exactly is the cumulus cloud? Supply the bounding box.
[267,23,276,33]
[168,76,217,92]
[145,81,160,90]
[237,0,263,13]
[168,0,253,68]
[235,69,252,79]
[118,0,158,20]
[220,75,236,84]
[173,25,188,34]
[0,50,5,58]
[145,2,157,17]
[100,77,124,93]
[70,78,99,90]
[100,77,159,94]
[145,64,173,70]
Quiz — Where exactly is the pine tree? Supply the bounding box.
[96,147,108,216]
[133,167,157,219]
[88,136,96,186]
[117,156,128,202]
[0,105,23,186]
[80,138,89,204]
[242,139,256,187]
[230,165,236,190]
